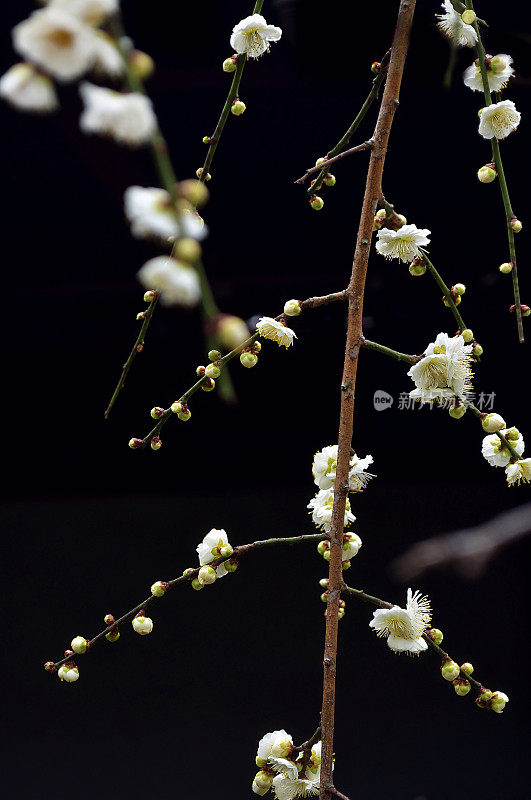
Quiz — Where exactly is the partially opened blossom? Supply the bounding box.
[79,82,156,146]
[256,317,296,348]
[375,224,430,263]
[312,445,374,491]
[256,730,293,764]
[308,489,356,533]
[478,100,521,140]
[369,589,432,655]
[482,428,525,467]
[196,528,233,578]
[505,459,531,486]
[436,0,477,47]
[230,14,282,59]
[0,63,58,112]
[348,454,375,490]
[463,54,514,93]
[408,332,474,404]
[137,256,201,307]
[124,186,207,242]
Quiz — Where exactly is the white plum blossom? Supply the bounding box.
[13,8,98,82]
[308,489,356,533]
[478,100,521,140]
[348,454,375,490]
[230,14,282,59]
[342,533,362,561]
[253,731,322,800]
[375,224,430,263]
[257,729,293,763]
[272,774,320,800]
[505,458,531,486]
[463,54,514,93]
[481,428,525,468]
[132,615,153,635]
[48,0,119,27]
[437,0,477,47]
[124,186,207,242]
[0,63,58,112]
[408,332,474,404]
[79,82,156,146]
[196,528,233,578]
[91,31,124,77]
[58,664,79,682]
[312,445,374,491]
[137,257,201,307]
[369,589,432,655]
[256,317,296,348]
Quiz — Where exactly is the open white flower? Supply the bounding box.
[437,0,477,47]
[13,8,97,82]
[196,528,233,578]
[369,589,432,655]
[463,54,514,93]
[482,428,525,468]
[308,489,356,533]
[48,0,119,27]
[257,730,293,763]
[272,774,319,800]
[348,454,375,490]
[408,332,474,404]
[137,256,201,307]
[230,14,282,59]
[124,186,207,242]
[79,82,156,146]
[256,317,296,348]
[269,758,299,781]
[375,224,430,263]
[478,99,521,140]
[505,458,531,486]
[312,445,374,491]
[0,63,58,112]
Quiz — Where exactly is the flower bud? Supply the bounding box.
[481,413,506,433]
[441,659,460,681]
[452,283,466,296]
[202,136,211,145]
[477,165,496,183]
[461,328,474,342]
[213,314,250,350]
[130,49,155,81]
[315,157,326,167]
[178,179,209,208]
[323,550,331,561]
[252,341,261,353]
[254,772,274,792]
[342,560,351,570]
[58,665,79,683]
[195,167,211,182]
[104,614,115,626]
[201,378,215,392]
[409,263,426,276]
[71,636,88,654]
[252,780,269,796]
[191,578,203,590]
[505,426,520,440]
[198,565,217,585]
[473,343,483,357]
[128,438,144,449]
[231,99,246,116]
[205,364,221,379]
[223,55,238,72]
[132,614,153,635]
[105,628,120,642]
[523,306,531,317]
[453,678,471,696]
[476,689,492,709]
[427,628,443,645]
[174,237,201,263]
[461,662,474,675]
[317,541,328,556]
[396,214,407,225]
[224,558,239,572]
[443,294,461,306]
[44,661,55,672]
[208,349,222,362]
[338,607,345,619]
[449,403,466,419]
[151,581,167,597]
[171,401,191,421]
[499,262,513,274]
[270,739,292,758]
[310,195,324,211]
[219,544,233,558]
[461,9,476,23]
[196,365,206,377]
[240,352,258,368]
[143,290,157,303]
[150,407,164,419]
[150,436,162,451]
[256,757,267,769]
[489,56,508,74]
[136,311,146,321]
[510,218,522,233]
[371,61,381,73]
[283,299,301,317]
[490,691,509,713]
[324,174,336,187]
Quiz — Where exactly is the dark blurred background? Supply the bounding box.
[2,1,530,797]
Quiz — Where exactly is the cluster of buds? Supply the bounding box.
[240,340,261,368]
[443,283,466,307]
[475,688,509,713]
[104,613,120,643]
[55,649,79,682]
[132,609,153,635]
[196,359,222,390]
[170,400,191,421]
[195,167,211,182]
[509,303,531,317]
[319,580,346,619]
[317,532,361,569]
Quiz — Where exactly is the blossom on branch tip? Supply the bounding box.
[230,14,282,59]
[505,458,531,486]
[478,100,521,140]
[369,589,432,655]
[79,82,157,146]
[436,0,477,47]
[408,332,474,405]
[375,224,430,263]
[481,428,524,468]
[197,528,233,578]
[124,186,207,243]
[0,63,58,113]
[137,257,201,308]
[463,54,514,93]
[256,317,296,348]
[307,489,356,533]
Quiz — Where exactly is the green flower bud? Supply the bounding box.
[409,263,426,276]
[143,290,157,303]
[205,363,221,379]
[224,558,239,573]
[453,283,466,296]
[482,413,506,433]
[198,565,217,585]
[174,237,202,263]
[461,328,474,342]
[195,167,211,182]
[324,174,336,187]
[254,772,273,791]
[396,213,407,226]
[223,56,237,73]
[231,99,246,116]
[150,407,164,419]
[427,628,443,645]
[219,544,233,558]
[323,550,331,561]
[449,403,466,419]
[252,341,261,353]
[441,659,460,681]
[490,691,509,713]
[319,578,329,588]
[44,661,55,672]
[208,349,222,362]
[283,299,301,317]
[473,344,483,357]
[128,438,144,449]
[151,581,167,597]
[315,157,326,167]
[191,578,203,590]
[499,262,513,274]
[196,365,206,377]
[240,352,258,368]
[202,136,211,145]
[338,607,345,619]
[461,662,474,675]
[130,49,155,81]
[150,436,162,451]
[71,636,88,654]
[477,165,496,183]
[104,614,115,626]
[489,56,508,75]
[320,592,328,603]
[453,679,471,696]
[510,218,522,233]
[371,61,381,73]
[342,560,351,570]
[255,757,267,769]
[178,179,209,208]
[310,195,324,210]
[201,378,215,392]
[505,426,520,440]
[476,689,493,709]
[105,628,120,642]
[461,9,476,23]
[171,401,191,420]
[317,541,328,556]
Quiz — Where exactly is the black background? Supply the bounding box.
[2,1,530,798]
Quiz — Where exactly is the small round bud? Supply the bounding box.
[499,262,513,274]
[71,636,88,655]
[409,263,426,276]
[231,99,246,116]
[371,61,381,73]
[476,689,493,709]
[324,173,336,187]
[510,218,522,233]
[151,581,167,597]
[136,311,146,321]
[105,628,120,642]
[427,628,443,645]
[477,165,496,183]
[453,678,471,696]
[342,560,351,571]
[473,343,483,357]
[224,558,239,573]
[481,413,506,433]
[191,578,203,591]
[449,403,466,419]
[443,294,461,306]
[461,328,474,342]
[174,237,202,263]
[44,661,55,672]
[461,662,474,675]
[198,565,217,585]
[201,378,215,392]
[522,305,531,317]
[150,407,164,419]
[182,567,195,577]
[317,541,328,556]
[491,691,509,713]
[240,352,258,368]
[179,179,209,208]
[58,665,79,683]
[270,739,292,759]
[208,349,222,362]
[202,136,211,145]
[214,313,250,350]
[375,209,387,222]
[505,426,520,441]
[223,56,238,73]
[219,544,233,558]
[104,614,115,626]
[310,195,324,210]
[320,592,329,604]
[150,436,162,451]
[195,167,211,182]
[205,363,221,379]
[338,607,345,620]
[283,299,301,317]
[132,614,153,635]
[130,49,155,81]
[196,365,206,377]
[319,578,329,589]
[143,290,157,303]
[461,9,476,24]
[323,550,331,561]
[441,659,460,681]
[453,283,466,296]
[128,438,144,449]
[315,157,326,167]
[254,772,273,792]
[489,56,508,75]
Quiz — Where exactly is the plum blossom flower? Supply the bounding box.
[256,317,296,348]
[482,428,525,468]
[478,99,521,140]
[369,589,432,655]
[463,54,514,93]
[312,445,374,491]
[196,528,233,578]
[505,458,531,486]
[58,664,79,682]
[408,332,474,404]
[0,63,58,112]
[308,489,356,533]
[230,14,282,59]
[437,0,477,47]
[137,256,201,307]
[124,186,207,242]
[47,0,119,27]
[79,82,156,146]
[375,224,431,263]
